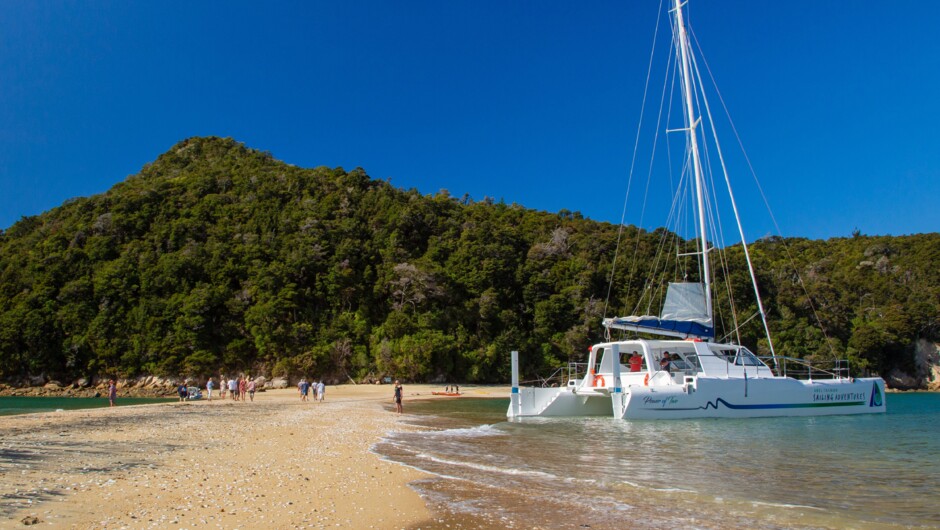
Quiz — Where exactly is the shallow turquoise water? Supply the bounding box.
[0,396,176,416]
[376,393,940,528]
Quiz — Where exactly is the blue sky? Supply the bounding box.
[1,1,937,240]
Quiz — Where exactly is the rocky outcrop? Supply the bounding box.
[0,372,283,397]
[915,340,940,391]
[879,340,940,391]
[886,368,920,390]
[268,377,289,389]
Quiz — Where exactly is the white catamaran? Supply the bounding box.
[508,0,886,420]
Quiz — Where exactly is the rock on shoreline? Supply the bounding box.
[0,374,287,398]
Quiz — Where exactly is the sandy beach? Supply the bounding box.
[0,384,508,529]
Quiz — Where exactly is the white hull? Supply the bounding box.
[511,386,613,417]
[617,376,885,419]
[510,377,885,420]
[508,340,887,420]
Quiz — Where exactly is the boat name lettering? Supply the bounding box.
[812,389,866,402]
[642,396,679,407]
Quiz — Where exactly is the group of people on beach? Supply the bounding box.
[205,376,256,402]
[105,375,409,415]
[298,378,326,402]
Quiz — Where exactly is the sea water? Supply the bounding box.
[375,393,940,529]
[0,396,175,416]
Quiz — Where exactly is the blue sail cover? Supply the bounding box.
[605,316,714,338]
[604,283,714,339]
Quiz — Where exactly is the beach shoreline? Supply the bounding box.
[0,384,509,529]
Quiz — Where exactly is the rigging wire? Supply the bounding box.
[626,8,677,318]
[692,26,784,358]
[688,61,742,344]
[603,0,665,322]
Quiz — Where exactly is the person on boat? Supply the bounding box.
[660,352,671,373]
[393,380,403,414]
[671,353,684,370]
[455,384,459,394]
[629,351,643,372]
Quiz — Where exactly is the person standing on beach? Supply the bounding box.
[239,377,247,401]
[393,381,403,414]
[206,378,214,401]
[177,383,188,402]
[299,378,309,402]
[229,377,238,401]
[247,378,256,402]
[219,375,226,399]
[108,379,117,407]
[317,380,325,402]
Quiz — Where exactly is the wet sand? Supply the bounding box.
[0,384,507,529]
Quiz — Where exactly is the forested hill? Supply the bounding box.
[1,137,937,387]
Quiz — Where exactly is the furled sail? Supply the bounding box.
[603,282,714,339]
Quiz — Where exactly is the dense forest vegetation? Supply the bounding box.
[0,137,937,386]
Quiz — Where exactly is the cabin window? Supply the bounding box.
[594,348,604,373]
[669,352,696,371]
[733,348,763,366]
[714,349,737,362]
[620,349,647,372]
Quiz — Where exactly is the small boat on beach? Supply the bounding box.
[431,391,462,397]
[508,0,886,420]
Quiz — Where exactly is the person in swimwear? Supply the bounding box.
[393,380,403,414]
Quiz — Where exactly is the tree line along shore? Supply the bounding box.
[1,137,937,391]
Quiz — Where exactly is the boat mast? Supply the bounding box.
[673,0,712,322]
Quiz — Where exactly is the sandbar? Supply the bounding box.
[0,384,507,529]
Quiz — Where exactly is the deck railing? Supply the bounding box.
[523,355,853,388]
[765,356,851,380]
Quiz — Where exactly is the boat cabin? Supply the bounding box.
[581,339,773,389]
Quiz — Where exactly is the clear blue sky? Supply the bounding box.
[1,1,938,240]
